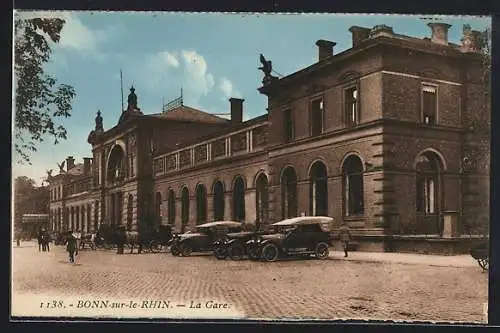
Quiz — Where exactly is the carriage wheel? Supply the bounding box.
[478,258,489,271]
[247,245,260,260]
[149,241,163,253]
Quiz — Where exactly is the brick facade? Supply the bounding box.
[49,22,489,253]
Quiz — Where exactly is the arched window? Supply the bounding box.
[86,204,91,233]
[213,181,225,221]
[57,207,61,232]
[343,155,364,216]
[181,187,189,232]
[107,145,125,183]
[196,184,207,224]
[416,152,443,215]
[155,192,162,226]
[127,195,133,230]
[94,201,99,231]
[232,177,246,222]
[309,161,328,216]
[281,167,298,219]
[255,173,269,225]
[167,189,176,225]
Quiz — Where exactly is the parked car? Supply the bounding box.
[213,230,264,260]
[251,216,334,262]
[170,221,242,257]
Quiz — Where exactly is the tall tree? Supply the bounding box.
[14,15,76,164]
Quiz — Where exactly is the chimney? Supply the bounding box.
[369,24,394,38]
[66,156,75,171]
[348,26,371,48]
[229,98,244,123]
[83,157,91,175]
[427,22,452,45]
[315,40,336,61]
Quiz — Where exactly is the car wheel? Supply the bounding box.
[247,245,260,260]
[180,244,192,257]
[315,242,329,259]
[214,247,228,260]
[261,243,279,262]
[478,258,489,271]
[229,244,245,260]
[170,244,181,256]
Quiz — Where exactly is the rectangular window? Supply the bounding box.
[345,87,358,127]
[417,175,436,214]
[283,109,294,143]
[311,99,324,136]
[422,85,437,125]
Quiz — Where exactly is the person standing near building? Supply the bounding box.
[65,231,78,264]
[339,222,352,258]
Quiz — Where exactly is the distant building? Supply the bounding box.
[48,22,489,253]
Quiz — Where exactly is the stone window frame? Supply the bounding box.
[342,81,360,128]
[420,81,439,126]
[309,93,325,137]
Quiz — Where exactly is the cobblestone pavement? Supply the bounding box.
[11,241,488,323]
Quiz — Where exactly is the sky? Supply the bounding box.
[12,11,491,185]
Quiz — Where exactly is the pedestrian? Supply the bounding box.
[339,222,352,258]
[65,231,78,264]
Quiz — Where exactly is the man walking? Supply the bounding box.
[65,231,78,264]
[339,222,352,258]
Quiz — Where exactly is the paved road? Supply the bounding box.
[11,241,488,323]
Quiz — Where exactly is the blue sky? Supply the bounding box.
[12,12,490,185]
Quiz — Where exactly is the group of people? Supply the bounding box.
[37,228,51,252]
[36,228,79,264]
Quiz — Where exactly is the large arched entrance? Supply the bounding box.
[309,161,328,216]
[232,177,245,222]
[107,145,125,184]
[213,181,225,221]
[281,166,298,219]
[255,173,269,226]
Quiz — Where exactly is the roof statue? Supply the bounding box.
[46,169,53,180]
[258,53,278,85]
[57,160,66,173]
[95,110,103,131]
[127,86,138,110]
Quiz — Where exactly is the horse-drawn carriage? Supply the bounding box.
[470,240,489,271]
[89,224,175,254]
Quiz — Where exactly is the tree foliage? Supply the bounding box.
[14,16,76,164]
[476,27,491,90]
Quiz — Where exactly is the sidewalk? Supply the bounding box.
[329,250,479,268]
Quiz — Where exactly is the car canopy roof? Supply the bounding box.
[196,221,242,228]
[271,216,334,231]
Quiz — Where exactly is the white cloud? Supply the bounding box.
[219,76,242,99]
[15,11,115,53]
[181,50,215,106]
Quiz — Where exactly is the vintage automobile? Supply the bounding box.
[251,216,334,262]
[213,230,266,260]
[170,221,242,257]
[470,240,489,271]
